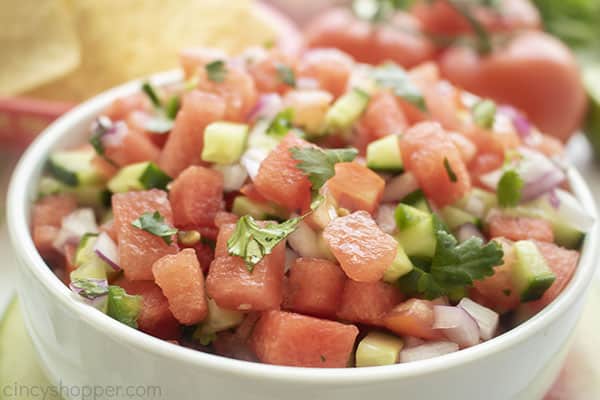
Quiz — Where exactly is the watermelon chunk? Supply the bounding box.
[169,166,224,229]
[323,211,397,282]
[296,48,354,98]
[159,90,226,177]
[383,298,444,340]
[251,310,359,368]
[114,277,181,340]
[487,215,554,243]
[337,280,403,326]
[400,121,471,207]
[327,162,385,214]
[206,223,286,311]
[355,91,408,153]
[112,190,178,280]
[104,125,160,167]
[283,258,346,318]
[473,239,520,313]
[253,134,314,212]
[31,194,77,259]
[152,249,208,325]
[530,241,580,308]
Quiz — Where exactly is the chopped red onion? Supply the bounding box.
[458,298,499,341]
[287,220,323,258]
[296,77,320,90]
[548,189,560,209]
[548,189,595,233]
[499,105,531,138]
[520,167,566,202]
[403,336,425,349]
[100,121,127,147]
[462,195,485,219]
[433,305,480,348]
[376,204,397,234]
[53,208,99,252]
[241,148,268,181]
[456,223,485,243]
[93,232,120,271]
[213,164,248,192]
[247,94,283,122]
[399,341,459,363]
[382,172,419,202]
[284,248,299,273]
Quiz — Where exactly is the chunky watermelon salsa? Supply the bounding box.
[32,45,592,368]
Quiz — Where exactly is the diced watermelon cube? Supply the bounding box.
[32,194,77,259]
[169,166,224,229]
[253,134,313,212]
[152,249,208,325]
[383,298,444,340]
[206,224,286,311]
[159,90,226,177]
[486,215,554,243]
[283,258,346,318]
[400,121,471,207]
[251,310,359,368]
[337,280,403,326]
[114,277,181,340]
[104,125,160,167]
[104,93,149,121]
[327,162,385,214]
[530,241,580,308]
[323,211,397,282]
[112,190,178,280]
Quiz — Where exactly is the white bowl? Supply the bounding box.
[7,71,599,400]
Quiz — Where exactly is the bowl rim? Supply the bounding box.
[6,70,600,385]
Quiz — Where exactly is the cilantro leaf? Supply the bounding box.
[142,82,162,108]
[227,215,301,271]
[398,230,504,299]
[443,157,458,182]
[205,60,227,83]
[371,63,427,111]
[497,170,523,207]
[472,99,496,129]
[70,278,109,300]
[276,64,296,87]
[447,0,494,54]
[267,108,295,137]
[131,211,178,245]
[164,96,181,120]
[290,147,359,195]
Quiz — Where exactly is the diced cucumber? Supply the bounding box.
[106,286,142,328]
[401,190,431,213]
[193,299,244,345]
[394,204,437,259]
[47,148,103,187]
[232,196,289,221]
[454,188,497,218]
[366,135,404,172]
[72,233,119,281]
[38,176,109,209]
[107,161,171,193]
[324,88,370,133]
[383,243,414,283]
[440,206,479,231]
[201,122,249,164]
[247,119,281,151]
[355,332,404,367]
[512,240,556,302]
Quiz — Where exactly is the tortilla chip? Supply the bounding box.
[26,0,278,101]
[0,0,80,95]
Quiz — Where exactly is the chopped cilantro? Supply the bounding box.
[472,99,497,129]
[164,96,181,120]
[141,82,179,133]
[444,157,458,182]
[71,278,109,300]
[131,211,178,245]
[502,289,512,297]
[267,108,295,137]
[227,215,302,271]
[290,147,359,195]
[371,63,427,111]
[497,170,523,207]
[205,60,227,83]
[276,64,296,87]
[398,231,504,299]
[320,354,327,362]
[142,82,162,108]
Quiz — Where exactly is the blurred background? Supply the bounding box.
[0,1,599,399]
